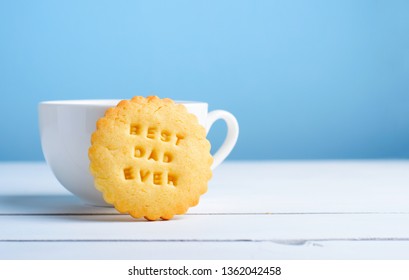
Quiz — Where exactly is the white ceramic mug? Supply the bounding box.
[39,99,239,206]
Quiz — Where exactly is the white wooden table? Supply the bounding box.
[1,161,409,259]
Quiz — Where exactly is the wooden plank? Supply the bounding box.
[0,162,63,195]
[2,241,409,260]
[1,161,409,214]
[1,214,409,241]
[0,194,118,215]
[1,162,409,260]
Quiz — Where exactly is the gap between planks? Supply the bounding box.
[2,238,409,243]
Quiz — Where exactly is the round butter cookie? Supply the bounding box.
[89,96,213,220]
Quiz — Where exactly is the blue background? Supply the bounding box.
[1,0,409,161]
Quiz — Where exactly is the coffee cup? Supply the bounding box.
[39,99,239,206]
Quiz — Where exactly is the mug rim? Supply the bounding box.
[39,99,208,107]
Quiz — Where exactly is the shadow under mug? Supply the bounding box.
[39,99,239,206]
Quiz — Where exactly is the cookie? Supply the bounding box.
[88,96,213,220]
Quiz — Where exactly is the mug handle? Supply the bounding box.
[206,110,239,170]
